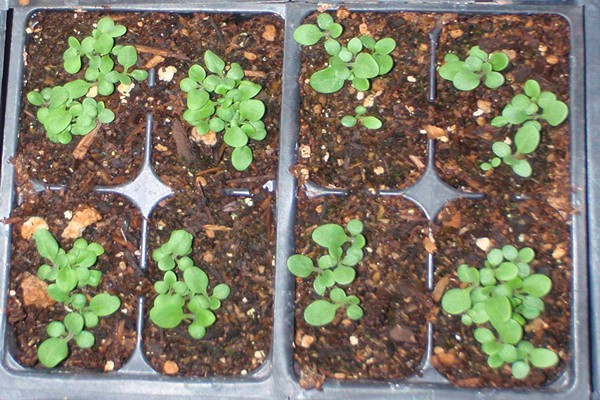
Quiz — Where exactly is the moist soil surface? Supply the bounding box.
[296,10,434,191]
[432,198,571,387]
[6,191,143,371]
[143,188,274,376]
[293,192,431,388]
[19,11,150,189]
[145,13,283,192]
[432,14,570,199]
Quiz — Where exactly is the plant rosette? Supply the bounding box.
[441,245,559,380]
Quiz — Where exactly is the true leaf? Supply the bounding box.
[353,53,380,79]
[310,67,344,93]
[38,338,69,368]
[293,24,324,46]
[304,300,339,326]
[89,293,121,316]
[522,274,552,297]
[312,224,348,249]
[150,303,184,329]
[287,255,315,278]
[204,50,225,74]
[231,146,253,171]
[441,288,471,315]
[183,266,209,294]
[529,348,559,368]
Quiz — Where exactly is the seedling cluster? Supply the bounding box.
[439,46,509,91]
[180,50,266,171]
[150,229,230,339]
[287,219,365,326]
[341,106,382,130]
[27,17,148,144]
[481,80,569,177]
[294,13,395,131]
[33,228,121,368]
[441,245,559,379]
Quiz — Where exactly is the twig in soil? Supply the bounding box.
[208,16,224,44]
[215,142,227,164]
[196,166,224,177]
[244,70,267,79]
[134,44,189,61]
[171,119,198,163]
[261,195,274,242]
[73,124,102,160]
[225,174,275,185]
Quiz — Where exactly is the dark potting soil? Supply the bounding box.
[143,188,274,376]
[6,191,143,371]
[293,191,431,388]
[145,13,283,192]
[432,198,570,387]
[18,11,151,189]
[433,14,570,200]
[296,10,434,191]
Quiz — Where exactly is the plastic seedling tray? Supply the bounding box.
[0,0,594,399]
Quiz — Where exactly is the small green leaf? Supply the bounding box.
[75,331,95,349]
[361,116,382,130]
[346,219,363,235]
[492,142,511,158]
[346,304,363,320]
[293,24,324,46]
[310,67,344,94]
[514,123,541,155]
[512,160,533,178]
[317,13,334,30]
[353,53,380,79]
[231,146,253,171]
[89,293,121,317]
[524,80,541,98]
[183,266,209,294]
[487,353,504,368]
[541,100,569,126]
[28,91,46,106]
[33,229,60,262]
[529,348,559,368]
[47,321,66,338]
[341,115,357,127]
[439,60,465,81]
[224,126,249,148]
[150,303,184,329]
[204,50,225,74]
[166,230,193,256]
[287,255,315,278]
[117,45,137,70]
[457,264,479,283]
[312,224,348,249]
[374,38,396,55]
[328,23,343,38]
[494,318,523,345]
[487,249,504,267]
[441,288,471,315]
[38,338,68,368]
[333,265,356,285]
[484,71,505,89]
[495,262,518,281]
[512,361,531,379]
[453,70,480,91]
[239,99,265,122]
[474,327,496,344]
[324,39,341,55]
[212,283,230,300]
[304,300,339,326]
[522,274,552,297]
[518,247,535,263]
[489,52,509,71]
[64,312,84,334]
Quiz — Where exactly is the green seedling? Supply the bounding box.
[32,228,121,368]
[37,293,121,368]
[441,245,559,379]
[480,121,542,178]
[304,287,363,326]
[34,229,105,302]
[293,13,343,46]
[27,86,114,144]
[491,80,568,127]
[294,13,396,93]
[341,105,383,130]
[150,229,230,339]
[27,17,147,144]
[63,17,148,91]
[288,219,365,326]
[439,46,509,91]
[180,50,266,171]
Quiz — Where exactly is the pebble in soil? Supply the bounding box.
[432,14,570,200]
[143,189,274,376]
[296,10,436,191]
[5,190,143,371]
[432,197,570,387]
[293,191,431,388]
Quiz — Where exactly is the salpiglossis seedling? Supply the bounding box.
[180,50,267,171]
[150,229,230,339]
[32,228,121,368]
[481,80,568,178]
[26,17,148,144]
[294,13,396,93]
[439,46,509,91]
[341,105,383,130]
[288,219,365,326]
[441,245,559,379]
